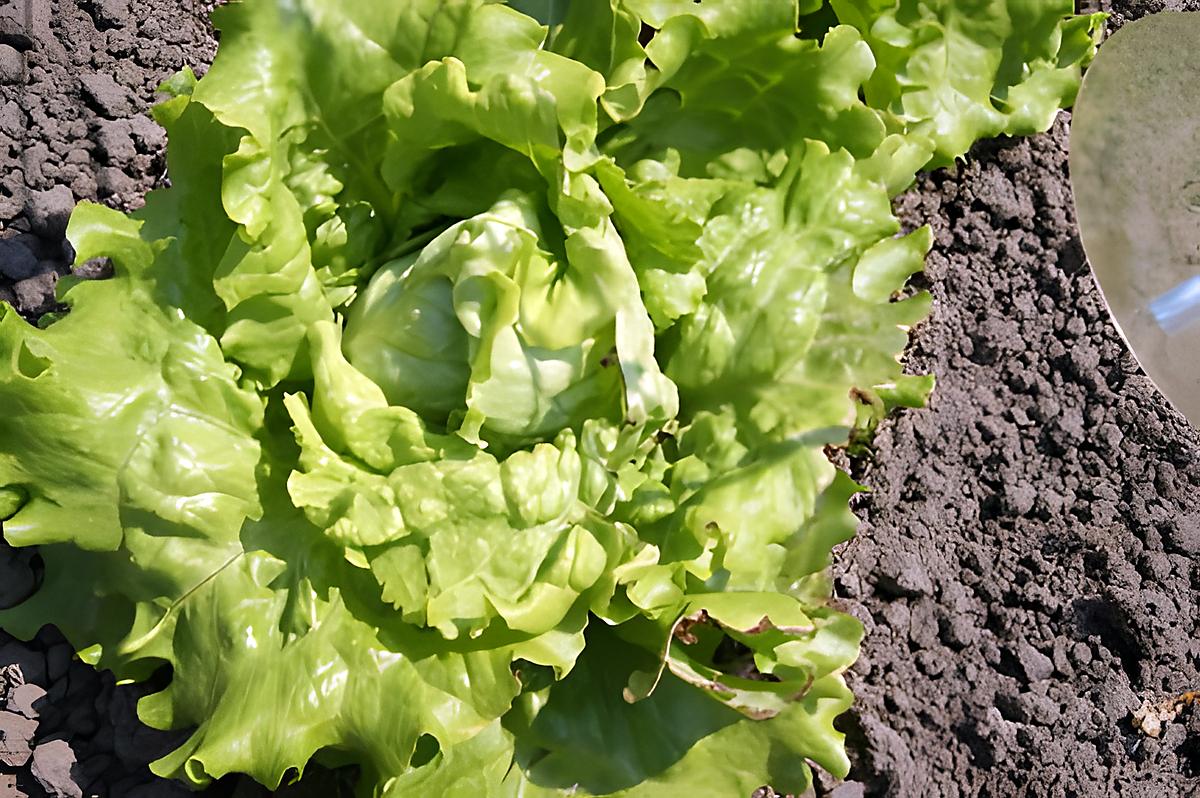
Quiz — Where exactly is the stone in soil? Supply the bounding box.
[0,42,21,84]
[24,187,75,239]
[12,271,59,316]
[72,256,113,280]
[0,709,37,767]
[7,682,47,719]
[30,739,82,798]
[0,237,38,281]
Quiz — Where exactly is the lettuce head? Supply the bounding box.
[0,1,1100,796]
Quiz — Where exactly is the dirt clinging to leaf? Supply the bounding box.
[2,1,1199,797]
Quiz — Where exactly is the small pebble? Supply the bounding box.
[74,256,114,280]
[25,186,75,238]
[0,710,38,767]
[1016,642,1055,683]
[8,682,47,719]
[0,43,22,84]
[0,237,38,280]
[30,739,82,798]
[14,271,59,315]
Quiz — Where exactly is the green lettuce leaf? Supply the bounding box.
[341,193,675,448]
[385,623,852,798]
[831,0,1104,165]
[286,320,633,642]
[0,204,262,557]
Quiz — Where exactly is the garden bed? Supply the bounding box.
[0,1,1197,796]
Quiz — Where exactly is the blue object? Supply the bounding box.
[1149,275,1200,335]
